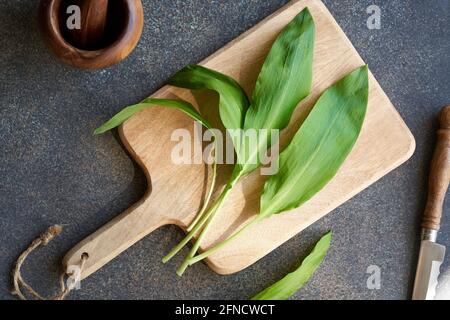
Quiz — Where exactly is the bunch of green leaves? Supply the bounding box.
[187,65,368,266]
[163,8,317,275]
[95,7,369,279]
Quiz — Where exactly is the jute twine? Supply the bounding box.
[11,225,88,300]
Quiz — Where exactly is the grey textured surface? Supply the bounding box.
[0,0,449,300]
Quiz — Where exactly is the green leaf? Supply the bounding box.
[171,9,317,272]
[94,98,212,134]
[251,231,332,300]
[186,66,368,268]
[238,8,315,175]
[168,65,250,132]
[260,65,369,218]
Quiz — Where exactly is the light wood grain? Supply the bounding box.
[64,0,415,279]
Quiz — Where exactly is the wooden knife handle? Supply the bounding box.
[422,105,450,231]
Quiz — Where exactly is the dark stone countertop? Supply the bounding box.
[1,0,449,300]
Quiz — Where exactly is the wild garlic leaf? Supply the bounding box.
[252,231,332,300]
[185,67,368,268]
[238,8,315,176]
[173,9,317,270]
[94,98,212,134]
[168,65,249,131]
[260,65,369,218]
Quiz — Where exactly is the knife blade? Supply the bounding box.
[413,239,445,300]
[412,105,450,300]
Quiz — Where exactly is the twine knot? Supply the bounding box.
[11,224,87,300]
[39,225,62,245]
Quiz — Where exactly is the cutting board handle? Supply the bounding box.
[63,198,169,280]
[422,105,450,231]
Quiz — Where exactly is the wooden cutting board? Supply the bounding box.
[64,0,415,279]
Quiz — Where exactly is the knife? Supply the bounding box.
[412,105,450,300]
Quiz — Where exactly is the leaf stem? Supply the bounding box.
[162,198,218,264]
[176,183,232,276]
[187,148,217,232]
[187,215,263,266]
[162,179,233,264]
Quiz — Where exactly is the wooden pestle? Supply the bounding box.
[67,0,109,49]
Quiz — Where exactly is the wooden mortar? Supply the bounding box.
[39,0,144,69]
